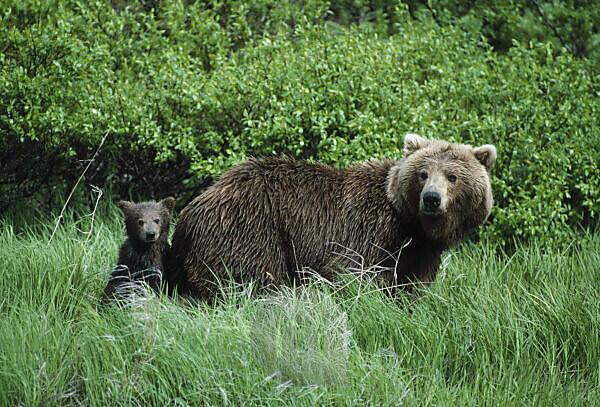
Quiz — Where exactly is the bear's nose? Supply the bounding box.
[422,191,441,211]
[146,232,157,241]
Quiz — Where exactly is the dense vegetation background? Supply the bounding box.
[1,0,599,242]
[1,2,600,405]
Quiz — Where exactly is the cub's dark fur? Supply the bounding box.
[101,197,175,303]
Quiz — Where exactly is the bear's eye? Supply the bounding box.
[447,174,457,183]
[419,171,428,180]
[138,220,144,226]
[154,219,160,225]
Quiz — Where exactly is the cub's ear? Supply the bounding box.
[403,133,430,156]
[473,144,497,171]
[117,200,135,216]
[160,197,176,213]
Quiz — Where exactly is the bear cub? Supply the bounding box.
[101,197,176,304]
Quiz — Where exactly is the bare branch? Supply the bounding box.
[48,132,110,245]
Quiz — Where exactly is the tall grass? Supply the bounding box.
[0,207,598,405]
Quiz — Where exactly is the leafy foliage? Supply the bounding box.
[1,1,598,243]
[410,0,600,60]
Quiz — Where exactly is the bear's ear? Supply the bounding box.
[117,200,135,216]
[160,197,176,213]
[403,133,430,156]
[473,144,497,171]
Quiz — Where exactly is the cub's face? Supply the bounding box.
[118,198,176,245]
[387,134,496,243]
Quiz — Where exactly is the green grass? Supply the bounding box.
[0,207,598,406]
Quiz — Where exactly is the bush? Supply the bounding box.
[406,0,600,61]
[1,1,599,244]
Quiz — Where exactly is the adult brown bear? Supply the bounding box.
[166,134,496,299]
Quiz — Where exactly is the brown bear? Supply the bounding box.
[166,134,496,299]
[101,197,176,304]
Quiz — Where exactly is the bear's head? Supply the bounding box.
[387,134,496,243]
[118,197,176,246]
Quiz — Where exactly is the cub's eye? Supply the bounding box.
[447,174,457,183]
[154,219,160,224]
[138,220,144,226]
[419,171,428,180]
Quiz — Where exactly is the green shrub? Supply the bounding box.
[406,0,600,61]
[1,1,598,244]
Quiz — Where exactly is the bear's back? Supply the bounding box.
[167,157,414,297]
[170,158,347,290]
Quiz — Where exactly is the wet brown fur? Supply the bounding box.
[166,135,495,299]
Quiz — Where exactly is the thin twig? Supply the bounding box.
[48,132,109,245]
[81,184,103,242]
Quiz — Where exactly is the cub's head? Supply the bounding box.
[118,197,176,245]
[387,134,496,243]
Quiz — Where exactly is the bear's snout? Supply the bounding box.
[422,191,441,212]
[141,224,160,243]
[419,190,444,215]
